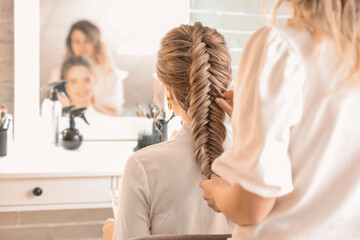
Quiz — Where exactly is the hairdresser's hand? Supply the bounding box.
[102,218,115,240]
[200,174,230,213]
[216,90,233,118]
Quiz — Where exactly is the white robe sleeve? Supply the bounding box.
[212,26,305,198]
[113,155,150,240]
[93,67,128,113]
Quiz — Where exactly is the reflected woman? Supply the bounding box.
[60,56,109,118]
[49,20,128,116]
[102,22,235,239]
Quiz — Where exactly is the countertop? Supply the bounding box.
[0,140,137,179]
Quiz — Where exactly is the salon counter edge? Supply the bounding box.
[0,140,136,212]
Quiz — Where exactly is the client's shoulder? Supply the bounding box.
[130,126,194,169]
[134,137,192,163]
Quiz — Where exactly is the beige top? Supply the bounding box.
[113,124,235,240]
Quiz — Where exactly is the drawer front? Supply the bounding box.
[0,177,111,206]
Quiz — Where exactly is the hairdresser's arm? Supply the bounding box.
[102,218,115,240]
[92,98,118,116]
[200,175,275,226]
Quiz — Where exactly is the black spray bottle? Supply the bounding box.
[41,80,69,145]
[59,107,89,150]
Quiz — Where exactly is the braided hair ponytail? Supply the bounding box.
[156,22,232,178]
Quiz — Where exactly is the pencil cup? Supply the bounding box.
[0,129,7,157]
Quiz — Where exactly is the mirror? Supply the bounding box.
[40,0,189,117]
[38,0,189,140]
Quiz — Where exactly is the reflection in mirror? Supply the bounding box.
[40,0,189,117]
[39,0,189,140]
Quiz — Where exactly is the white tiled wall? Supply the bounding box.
[190,0,288,82]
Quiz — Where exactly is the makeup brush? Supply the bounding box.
[0,105,7,129]
[2,114,11,130]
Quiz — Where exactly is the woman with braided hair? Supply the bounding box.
[102,22,235,240]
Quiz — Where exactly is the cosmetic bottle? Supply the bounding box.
[41,80,69,145]
[0,105,12,157]
[134,112,175,151]
[59,107,89,150]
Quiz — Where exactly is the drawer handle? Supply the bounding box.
[33,187,43,197]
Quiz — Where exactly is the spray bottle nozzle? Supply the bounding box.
[62,105,75,115]
[69,107,89,129]
[48,80,69,100]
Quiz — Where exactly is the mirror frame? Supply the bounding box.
[14,0,40,142]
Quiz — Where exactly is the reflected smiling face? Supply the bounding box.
[65,65,94,109]
[70,29,95,59]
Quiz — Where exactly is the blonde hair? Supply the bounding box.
[268,0,360,85]
[156,22,232,178]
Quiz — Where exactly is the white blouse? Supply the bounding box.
[92,66,128,114]
[113,124,235,240]
[212,24,360,239]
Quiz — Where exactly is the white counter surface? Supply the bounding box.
[0,140,137,179]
